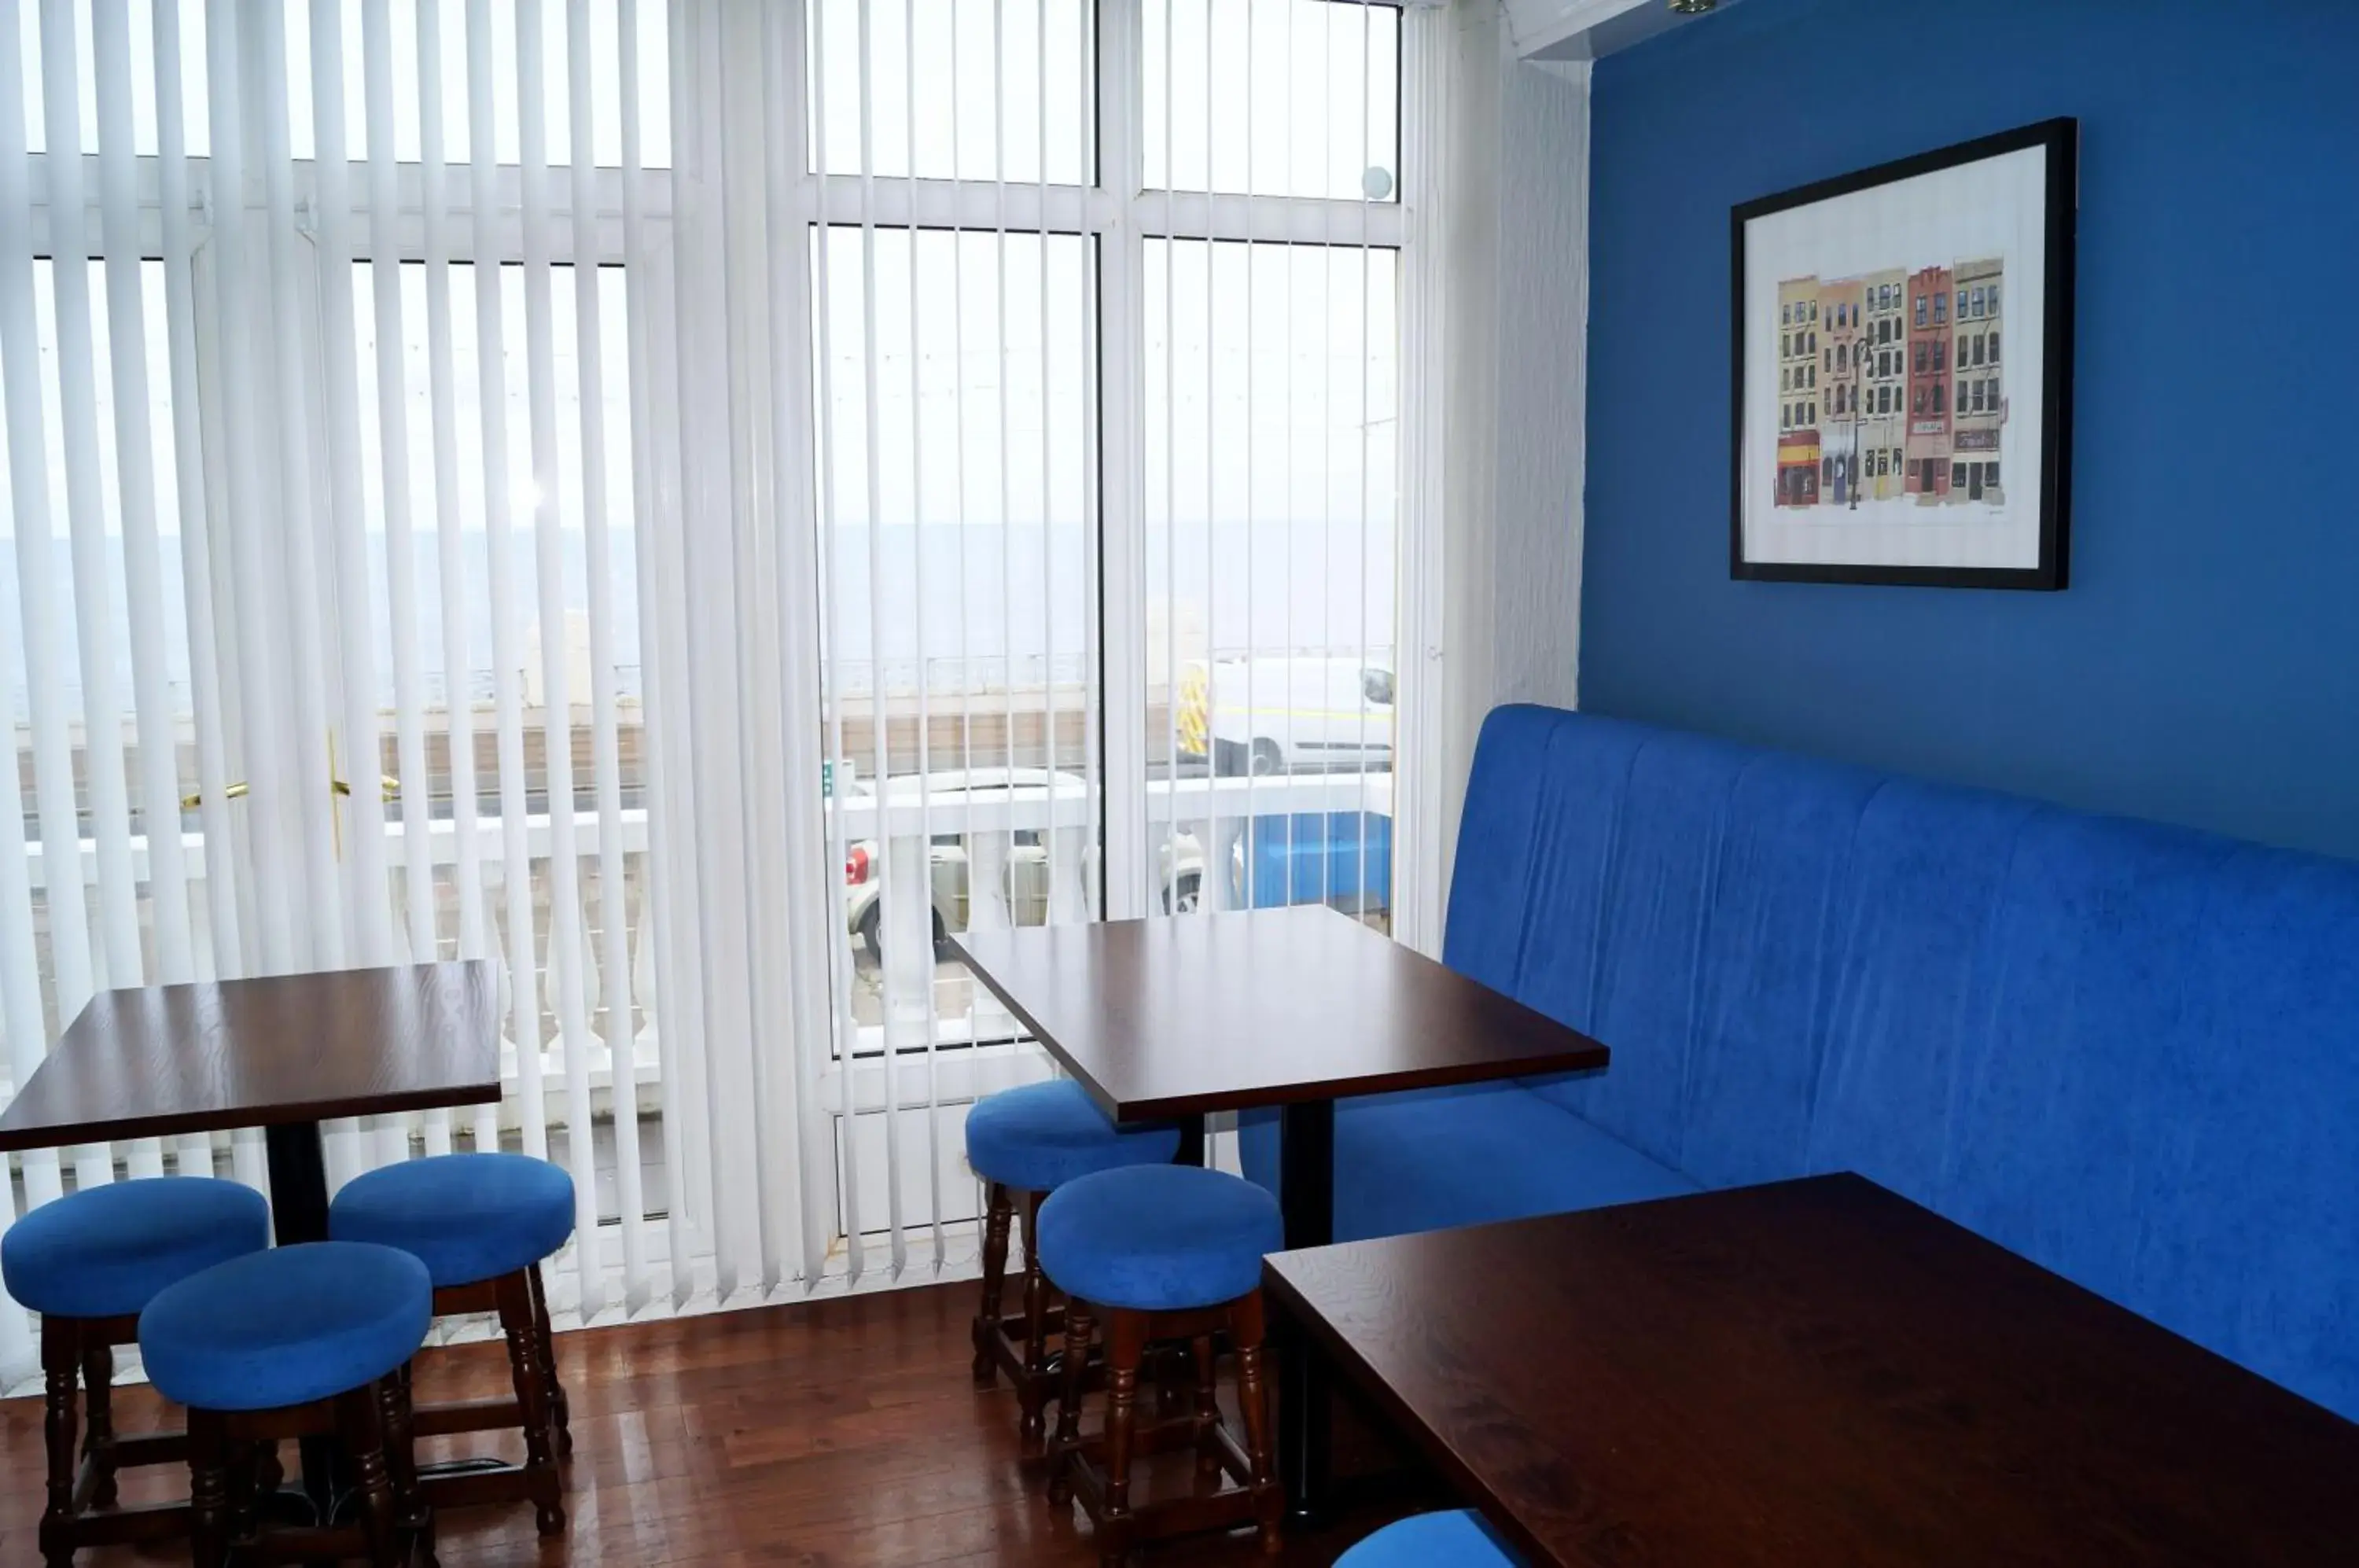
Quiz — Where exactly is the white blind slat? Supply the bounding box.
[0,0,68,1224]
[415,0,499,1157]
[517,0,602,1318]
[621,0,698,1310]
[807,0,865,1278]
[569,0,648,1312]
[153,0,242,1005]
[467,0,549,1165]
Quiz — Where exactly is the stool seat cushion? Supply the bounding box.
[1337,1510,1522,1566]
[965,1080,1183,1192]
[1038,1164,1283,1312]
[139,1242,432,1412]
[329,1153,576,1288]
[1,1177,271,1320]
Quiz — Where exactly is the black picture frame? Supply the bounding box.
[1729,117,2077,590]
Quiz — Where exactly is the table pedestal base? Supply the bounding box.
[1275,1099,1336,1526]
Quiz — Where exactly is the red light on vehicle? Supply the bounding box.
[845,845,870,885]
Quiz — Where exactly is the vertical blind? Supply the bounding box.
[0,0,687,1382]
[0,0,1440,1385]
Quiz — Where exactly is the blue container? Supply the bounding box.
[1244,812,1392,910]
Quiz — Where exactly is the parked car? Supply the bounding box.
[1181,656,1394,775]
[841,768,1210,960]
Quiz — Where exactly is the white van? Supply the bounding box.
[1183,656,1394,775]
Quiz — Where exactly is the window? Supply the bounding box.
[1934,291,1947,323]
[1989,283,2000,314]
[1933,381,1945,414]
[1145,0,1398,200]
[1783,333,1792,358]
[1914,295,1927,328]
[1971,333,1985,366]
[1806,401,1816,424]
[1971,285,1985,317]
[1934,339,1946,371]
[1783,304,1793,326]
[1956,380,1967,411]
[1807,366,1816,389]
[1913,343,1927,374]
[1989,329,2000,362]
[1952,462,1967,488]
[1912,388,1925,415]
[1986,461,2000,487]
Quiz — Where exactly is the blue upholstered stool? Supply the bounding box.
[1336,1510,1523,1566]
[1037,1164,1285,1566]
[1,1177,270,1568]
[329,1153,575,1534]
[139,1242,433,1568]
[964,1080,1183,1457]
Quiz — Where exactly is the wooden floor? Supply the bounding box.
[0,1281,1433,1566]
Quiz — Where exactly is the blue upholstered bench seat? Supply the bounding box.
[1242,1083,1695,1242]
[1245,704,2359,1426]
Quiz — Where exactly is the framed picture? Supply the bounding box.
[1731,118,2077,589]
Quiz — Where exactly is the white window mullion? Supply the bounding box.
[1095,0,1147,918]
[1392,0,1449,955]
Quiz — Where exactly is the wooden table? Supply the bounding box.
[0,962,502,1514]
[948,906,1611,1519]
[1263,1174,2359,1567]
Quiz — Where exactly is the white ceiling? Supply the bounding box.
[1501,0,1735,62]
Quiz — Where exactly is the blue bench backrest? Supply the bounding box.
[1442,705,2359,1419]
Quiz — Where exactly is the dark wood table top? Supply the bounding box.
[948,907,1609,1119]
[0,962,502,1150]
[1263,1174,2359,1568]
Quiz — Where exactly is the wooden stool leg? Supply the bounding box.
[79,1340,119,1510]
[496,1269,567,1535]
[1018,1188,1052,1457]
[186,1409,233,1568]
[1099,1310,1150,1568]
[337,1385,404,1568]
[227,1437,262,1544]
[973,1182,1015,1383]
[378,1366,437,1565]
[39,1316,78,1568]
[528,1261,572,1459]
[1047,1297,1094,1507]
[1191,1334,1224,1478]
[1229,1292,1283,1554]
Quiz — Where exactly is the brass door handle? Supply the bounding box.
[180,781,249,811]
[331,774,403,803]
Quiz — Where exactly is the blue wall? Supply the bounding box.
[1581,0,2359,859]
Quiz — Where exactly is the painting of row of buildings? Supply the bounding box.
[1773,259,2007,509]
